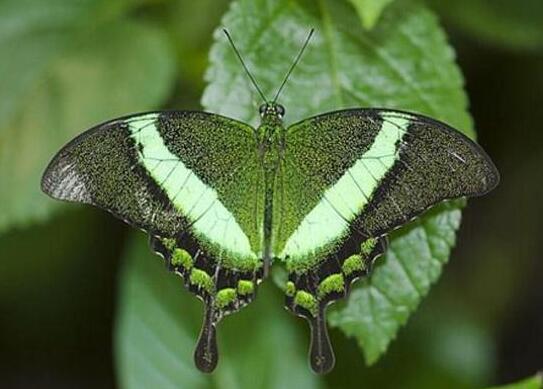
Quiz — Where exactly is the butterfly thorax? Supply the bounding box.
[257,123,283,166]
[257,103,284,137]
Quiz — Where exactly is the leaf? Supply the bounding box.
[0,0,90,129]
[427,0,543,51]
[0,7,175,233]
[115,233,323,389]
[328,202,463,363]
[348,0,395,29]
[204,0,473,364]
[485,374,543,389]
[0,0,147,128]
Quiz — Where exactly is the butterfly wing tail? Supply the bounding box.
[284,237,387,373]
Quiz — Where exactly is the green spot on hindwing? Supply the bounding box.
[361,238,378,256]
[215,288,237,309]
[171,248,192,270]
[285,281,296,297]
[294,290,317,316]
[342,254,366,275]
[236,280,254,296]
[317,273,345,298]
[189,268,214,293]
[128,114,257,264]
[161,237,176,251]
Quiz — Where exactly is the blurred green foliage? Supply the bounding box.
[348,0,396,29]
[427,0,543,52]
[0,0,542,388]
[488,374,542,389]
[0,0,176,233]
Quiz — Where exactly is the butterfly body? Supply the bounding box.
[256,103,286,275]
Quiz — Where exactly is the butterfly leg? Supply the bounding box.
[148,234,263,373]
[284,236,387,374]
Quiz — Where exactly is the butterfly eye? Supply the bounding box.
[276,104,285,117]
[259,104,267,117]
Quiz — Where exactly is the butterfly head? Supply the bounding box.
[259,102,285,120]
[223,27,314,125]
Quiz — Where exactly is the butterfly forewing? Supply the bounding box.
[41,111,265,372]
[42,111,262,251]
[281,109,499,264]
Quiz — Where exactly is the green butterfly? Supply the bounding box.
[41,29,499,374]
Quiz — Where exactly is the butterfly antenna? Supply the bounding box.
[223,29,268,103]
[272,28,314,103]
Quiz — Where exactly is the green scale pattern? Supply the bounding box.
[42,104,499,374]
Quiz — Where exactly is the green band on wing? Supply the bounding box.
[281,115,409,260]
[128,115,256,261]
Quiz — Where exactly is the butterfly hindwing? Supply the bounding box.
[284,235,388,373]
[41,111,265,371]
[278,109,499,372]
[41,106,498,374]
[148,234,263,372]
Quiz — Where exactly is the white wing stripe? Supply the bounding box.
[281,114,410,259]
[128,114,255,258]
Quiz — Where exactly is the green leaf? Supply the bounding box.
[204,0,472,364]
[0,8,175,233]
[0,0,90,129]
[0,0,148,128]
[427,0,543,51]
[348,0,395,29]
[328,202,463,363]
[485,374,543,389]
[115,234,322,389]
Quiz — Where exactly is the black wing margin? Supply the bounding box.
[355,109,499,238]
[42,112,184,236]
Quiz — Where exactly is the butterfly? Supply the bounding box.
[41,29,499,374]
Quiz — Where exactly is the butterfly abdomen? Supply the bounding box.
[258,121,286,276]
